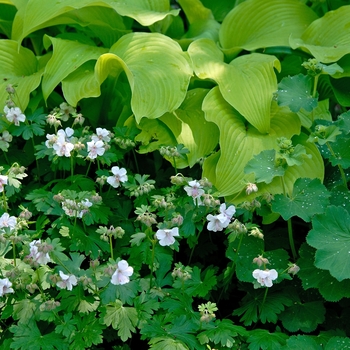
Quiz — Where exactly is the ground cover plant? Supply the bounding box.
[0,0,350,348]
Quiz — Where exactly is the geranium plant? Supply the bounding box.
[0,0,350,349]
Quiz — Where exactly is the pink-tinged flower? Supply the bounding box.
[156,227,180,246]
[206,213,228,232]
[1,131,12,143]
[111,260,133,285]
[218,203,236,226]
[0,278,14,296]
[53,136,74,157]
[4,106,26,126]
[0,213,17,229]
[107,166,128,188]
[28,240,51,265]
[92,128,111,143]
[252,269,278,288]
[0,175,8,193]
[56,271,78,291]
[87,140,105,159]
[184,180,204,204]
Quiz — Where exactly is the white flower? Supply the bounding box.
[206,213,228,232]
[1,130,12,143]
[4,106,26,126]
[111,260,133,285]
[59,102,75,121]
[252,269,278,288]
[0,175,8,192]
[107,166,128,188]
[53,135,74,157]
[77,199,93,218]
[56,271,78,291]
[92,128,111,143]
[0,278,14,296]
[87,140,105,159]
[218,203,236,227]
[184,180,204,204]
[28,240,51,265]
[0,213,17,229]
[156,227,180,246]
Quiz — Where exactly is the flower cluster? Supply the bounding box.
[206,203,236,232]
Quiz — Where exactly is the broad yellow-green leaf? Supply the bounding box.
[219,0,318,58]
[62,61,101,107]
[135,89,219,169]
[202,87,301,197]
[0,40,42,111]
[188,39,280,133]
[0,3,16,38]
[96,32,192,122]
[159,88,219,168]
[42,36,108,103]
[290,5,350,63]
[177,0,213,24]
[12,0,179,43]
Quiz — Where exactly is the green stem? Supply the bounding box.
[149,240,156,289]
[188,230,201,265]
[70,156,74,180]
[2,191,8,212]
[132,149,140,174]
[326,141,348,189]
[3,151,9,164]
[31,138,41,184]
[259,287,269,316]
[109,235,114,260]
[173,156,177,175]
[12,240,16,267]
[288,218,297,261]
[312,74,319,98]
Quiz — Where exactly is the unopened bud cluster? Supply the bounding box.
[159,146,181,158]
[198,302,218,323]
[97,225,125,241]
[228,219,247,234]
[130,182,155,197]
[172,262,192,281]
[114,137,135,149]
[249,227,264,240]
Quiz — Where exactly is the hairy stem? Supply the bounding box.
[288,218,297,261]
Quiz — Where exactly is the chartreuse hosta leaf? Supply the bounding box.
[219,0,318,58]
[307,205,350,282]
[188,38,280,134]
[96,32,192,122]
[272,178,330,222]
[290,5,350,63]
[201,86,301,197]
[0,40,43,111]
[12,0,179,43]
[136,89,219,169]
[42,36,108,103]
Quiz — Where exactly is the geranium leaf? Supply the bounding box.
[279,301,326,333]
[272,178,330,222]
[284,335,320,350]
[290,5,350,63]
[96,32,192,122]
[244,149,286,184]
[307,205,350,281]
[319,134,350,169]
[277,74,318,113]
[325,337,350,350]
[247,328,288,349]
[148,337,188,350]
[219,0,317,57]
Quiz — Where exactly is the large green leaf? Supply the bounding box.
[219,0,318,57]
[202,87,301,197]
[290,5,350,63]
[96,32,192,122]
[42,36,108,103]
[307,205,350,281]
[188,38,280,133]
[0,40,43,111]
[12,0,179,43]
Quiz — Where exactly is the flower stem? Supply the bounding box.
[149,240,156,289]
[12,240,16,267]
[326,141,348,189]
[259,287,269,316]
[188,230,201,265]
[109,234,114,260]
[288,218,297,261]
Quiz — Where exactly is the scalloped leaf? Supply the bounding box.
[12,0,179,43]
[42,36,108,103]
[96,32,192,122]
[188,38,281,133]
[272,178,330,222]
[277,74,318,113]
[0,40,43,111]
[219,0,318,57]
[290,5,350,63]
[201,87,301,196]
[307,205,350,282]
